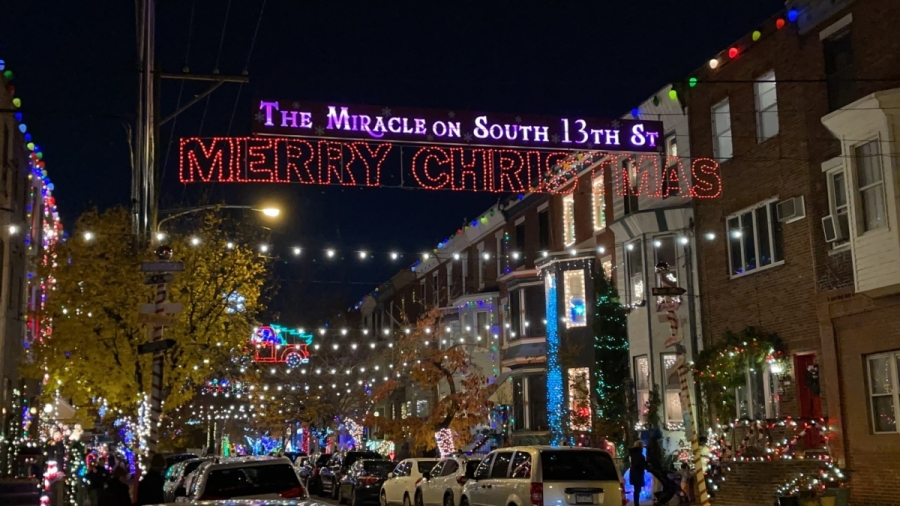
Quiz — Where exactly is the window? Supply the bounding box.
[539,450,619,482]
[634,355,650,424]
[726,199,784,277]
[754,71,779,141]
[867,351,900,433]
[416,399,429,417]
[665,132,678,159]
[856,140,886,232]
[510,289,522,340]
[513,374,548,431]
[477,243,485,288]
[661,354,683,426]
[824,28,855,111]
[446,264,453,300]
[496,235,503,278]
[476,311,488,340]
[515,223,525,266]
[654,235,678,288]
[523,285,545,338]
[473,454,493,480]
[510,452,532,478]
[490,452,513,479]
[567,367,591,431]
[711,99,733,162]
[433,272,440,307]
[826,167,850,247]
[539,208,550,250]
[625,240,643,305]
[735,365,779,420]
[441,460,459,476]
[420,279,426,306]
[592,175,605,231]
[562,194,575,246]
[563,269,587,327]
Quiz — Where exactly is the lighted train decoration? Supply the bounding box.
[250,324,313,368]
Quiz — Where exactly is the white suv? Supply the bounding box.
[179,456,308,501]
[380,458,440,506]
[415,456,482,506]
[459,447,624,506]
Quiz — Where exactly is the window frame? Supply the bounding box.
[625,240,644,305]
[754,70,779,142]
[660,353,682,426]
[825,164,851,250]
[562,194,576,246]
[854,139,888,233]
[866,351,900,434]
[725,198,784,278]
[665,132,678,161]
[592,174,605,232]
[711,98,733,162]
[633,354,650,425]
[562,269,587,328]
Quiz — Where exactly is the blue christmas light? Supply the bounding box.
[631,108,640,118]
[545,274,565,445]
[788,9,799,22]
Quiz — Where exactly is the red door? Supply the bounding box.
[793,354,822,450]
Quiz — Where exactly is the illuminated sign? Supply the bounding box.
[251,324,312,367]
[179,137,722,197]
[253,100,664,153]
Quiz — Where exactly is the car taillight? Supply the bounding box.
[619,481,627,506]
[279,486,306,499]
[362,477,379,485]
[530,483,543,506]
[456,476,468,486]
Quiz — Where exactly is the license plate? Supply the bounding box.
[575,494,593,504]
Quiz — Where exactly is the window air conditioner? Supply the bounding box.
[776,196,806,223]
[822,213,850,242]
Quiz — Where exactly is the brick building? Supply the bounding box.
[686,0,900,503]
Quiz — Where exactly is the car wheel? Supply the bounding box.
[460,497,469,506]
[404,493,412,506]
[381,491,388,506]
[444,493,455,506]
[332,480,340,500]
[415,490,424,506]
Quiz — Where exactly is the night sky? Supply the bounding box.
[1,1,784,323]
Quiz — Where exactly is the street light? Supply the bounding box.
[155,204,281,234]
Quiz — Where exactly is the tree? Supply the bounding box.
[367,307,496,454]
[25,207,269,422]
[592,268,632,455]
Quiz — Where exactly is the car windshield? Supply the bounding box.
[362,461,395,476]
[465,460,482,478]
[417,461,438,474]
[344,452,381,467]
[203,463,300,498]
[539,451,619,481]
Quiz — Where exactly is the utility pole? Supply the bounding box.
[133,0,249,241]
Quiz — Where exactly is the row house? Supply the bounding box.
[608,85,703,450]
[687,0,900,502]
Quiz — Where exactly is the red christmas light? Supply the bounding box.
[728,47,739,59]
[775,18,786,29]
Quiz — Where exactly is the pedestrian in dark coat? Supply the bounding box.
[628,441,646,506]
[135,453,166,506]
[98,467,132,506]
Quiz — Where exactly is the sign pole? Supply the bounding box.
[148,280,166,455]
[656,262,709,506]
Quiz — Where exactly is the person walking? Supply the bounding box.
[86,463,109,506]
[628,441,646,506]
[98,467,132,506]
[646,434,679,505]
[135,453,166,506]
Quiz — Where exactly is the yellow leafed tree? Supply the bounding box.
[25,207,269,421]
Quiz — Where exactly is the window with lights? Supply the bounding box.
[661,353,683,427]
[726,198,784,277]
[634,355,650,425]
[867,351,900,434]
[625,240,644,305]
[563,269,587,328]
[568,367,591,431]
[563,194,575,246]
[592,175,605,231]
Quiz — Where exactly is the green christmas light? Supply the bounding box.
[689,77,698,88]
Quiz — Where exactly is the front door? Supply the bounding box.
[794,353,823,449]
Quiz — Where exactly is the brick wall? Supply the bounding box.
[711,460,828,506]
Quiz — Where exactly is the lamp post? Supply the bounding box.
[155,205,280,236]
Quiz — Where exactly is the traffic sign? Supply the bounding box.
[143,273,175,285]
[140,302,183,315]
[138,313,178,327]
[141,261,184,273]
[138,338,176,355]
[652,286,686,297]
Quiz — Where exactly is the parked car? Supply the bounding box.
[164,457,207,502]
[164,452,199,470]
[459,447,625,506]
[380,458,440,506]
[415,456,481,506]
[337,459,396,506]
[301,452,333,494]
[321,451,384,499]
[178,456,307,501]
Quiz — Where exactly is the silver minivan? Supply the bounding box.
[459,447,624,506]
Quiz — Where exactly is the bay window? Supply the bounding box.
[563,269,587,327]
[856,140,886,232]
[634,355,650,424]
[592,175,606,231]
[661,353,683,427]
[626,240,644,305]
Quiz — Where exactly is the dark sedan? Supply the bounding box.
[321,451,383,499]
[338,459,396,506]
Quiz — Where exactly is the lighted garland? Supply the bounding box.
[693,327,786,416]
